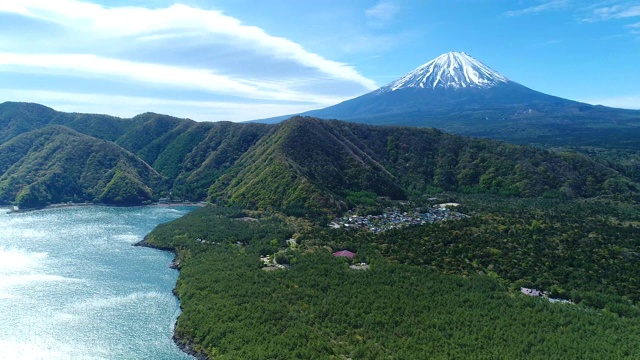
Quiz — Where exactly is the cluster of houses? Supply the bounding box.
[329,206,468,233]
[520,287,573,304]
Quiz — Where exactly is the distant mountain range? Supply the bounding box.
[254,52,640,147]
[0,102,635,212]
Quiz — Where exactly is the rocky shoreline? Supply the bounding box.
[135,236,211,360]
[172,334,210,360]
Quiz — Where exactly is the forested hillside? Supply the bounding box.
[0,102,636,211]
[211,117,635,215]
[0,126,164,207]
[0,102,270,207]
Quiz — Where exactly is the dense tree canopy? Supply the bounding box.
[144,201,640,359]
[1,103,636,211]
[2,102,640,358]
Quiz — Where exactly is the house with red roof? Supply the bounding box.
[333,250,356,258]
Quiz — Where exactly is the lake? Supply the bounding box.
[0,205,197,360]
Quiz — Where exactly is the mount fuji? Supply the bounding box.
[256,52,640,145]
[378,51,509,91]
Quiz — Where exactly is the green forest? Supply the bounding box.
[3,101,640,358]
[144,198,640,359]
[1,102,637,212]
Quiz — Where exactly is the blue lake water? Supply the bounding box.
[0,205,197,360]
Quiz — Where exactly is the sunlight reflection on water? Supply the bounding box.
[0,206,197,360]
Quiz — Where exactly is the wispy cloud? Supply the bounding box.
[585,3,640,21]
[504,0,569,17]
[627,21,640,34]
[0,89,324,122]
[365,2,400,24]
[0,1,376,88]
[581,2,640,38]
[0,53,349,104]
[0,0,378,121]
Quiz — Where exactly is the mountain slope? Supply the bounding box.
[161,121,270,200]
[254,52,640,146]
[0,102,272,202]
[209,118,351,215]
[0,102,636,213]
[301,51,608,124]
[0,125,166,208]
[210,117,635,215]
[0,102,61,143]
[0,101,130,143]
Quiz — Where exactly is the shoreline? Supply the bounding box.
[5,201,207,213]
[136,233,211,360]
[2,203,208,358]
[7,201,210,359]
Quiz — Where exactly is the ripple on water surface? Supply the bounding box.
[0,206,197,360]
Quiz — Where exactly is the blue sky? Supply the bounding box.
[0,0,638,121]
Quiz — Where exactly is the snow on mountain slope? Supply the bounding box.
[378,51,509,92]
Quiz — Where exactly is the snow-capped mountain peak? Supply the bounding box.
[379,51,509,92]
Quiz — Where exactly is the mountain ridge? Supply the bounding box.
[0,102,636,212]
[250,52,640,147]
[210,116,635,215]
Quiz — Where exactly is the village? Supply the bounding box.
[329,204,469,233]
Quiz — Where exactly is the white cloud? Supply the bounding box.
[583,2,640,22]
[365,2,400,24]
[581,2,640,37]
[0,89,335,122]
[0,3,35,17]
[505,0,569,17]
[0,0,378,121]
[628,21,640,34]
[0,1,375,89]
[0,53,351,104]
